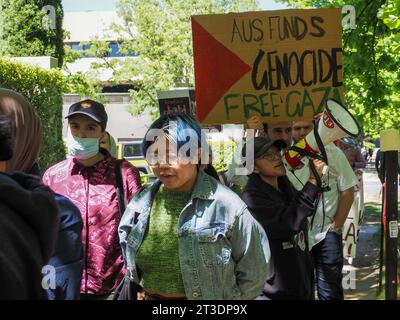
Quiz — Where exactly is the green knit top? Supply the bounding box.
[135,184,192,293]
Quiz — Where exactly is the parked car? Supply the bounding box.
[116,140,156,185]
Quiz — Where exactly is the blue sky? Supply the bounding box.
[62,0,117,11]
[258,0,289,10]
[62,0,289,12]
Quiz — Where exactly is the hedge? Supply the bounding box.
[0,59,66,171]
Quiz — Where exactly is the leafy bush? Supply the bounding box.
[0,59,66,171]
[0,0,65,66]
[209,139,237,173]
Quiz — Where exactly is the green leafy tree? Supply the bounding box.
[85,0,259,118]
[378,0,400,49]
[62,44,104,101]
[277,0,400,137]
[0,0,64,66]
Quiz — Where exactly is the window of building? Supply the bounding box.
[102,84,135,93]
[123,143,143,158]
[69,43,91,57]
[67,42,136,57]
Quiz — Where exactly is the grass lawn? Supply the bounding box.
[364,202,400,220]
[364,203,382,217]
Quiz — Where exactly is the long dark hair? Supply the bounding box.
[0,114,14,161]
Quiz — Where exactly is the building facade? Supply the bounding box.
[63,11,150,141]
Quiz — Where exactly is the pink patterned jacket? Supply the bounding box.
[43,151,141,295]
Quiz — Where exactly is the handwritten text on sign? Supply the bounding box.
[192,9,343,125]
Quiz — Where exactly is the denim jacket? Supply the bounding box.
[119,170,270,300]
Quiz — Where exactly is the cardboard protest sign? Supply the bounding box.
[343,171,364,261]
[192,9,344,125]
[342,194,359,261]
[157,88,196,116]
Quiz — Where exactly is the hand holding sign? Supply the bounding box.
[246,115,263,129]
[246,115,265,137]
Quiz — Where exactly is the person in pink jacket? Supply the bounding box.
[43,99,141,299]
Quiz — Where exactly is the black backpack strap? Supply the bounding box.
[115,159,126,217]
[313,120,328,166]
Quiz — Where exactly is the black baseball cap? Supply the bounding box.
[242,137,287,160]
[66,99,108,129]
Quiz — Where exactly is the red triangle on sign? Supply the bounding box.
[192,18,251,123]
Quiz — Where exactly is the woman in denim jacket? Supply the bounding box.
[118,113,270,300]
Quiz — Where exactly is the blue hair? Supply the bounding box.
[142,113,208,161]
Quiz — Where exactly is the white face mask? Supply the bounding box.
[67,133,100,160]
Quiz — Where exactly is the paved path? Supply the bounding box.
[343,161,391,300]
[343,219,381,300]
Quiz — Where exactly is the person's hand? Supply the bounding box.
[329,222,342,233]
[246,115,263,130]
[313,113,323,121]
[246,115,266,137]
[308,159,326,185]
[137,290,147,300]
